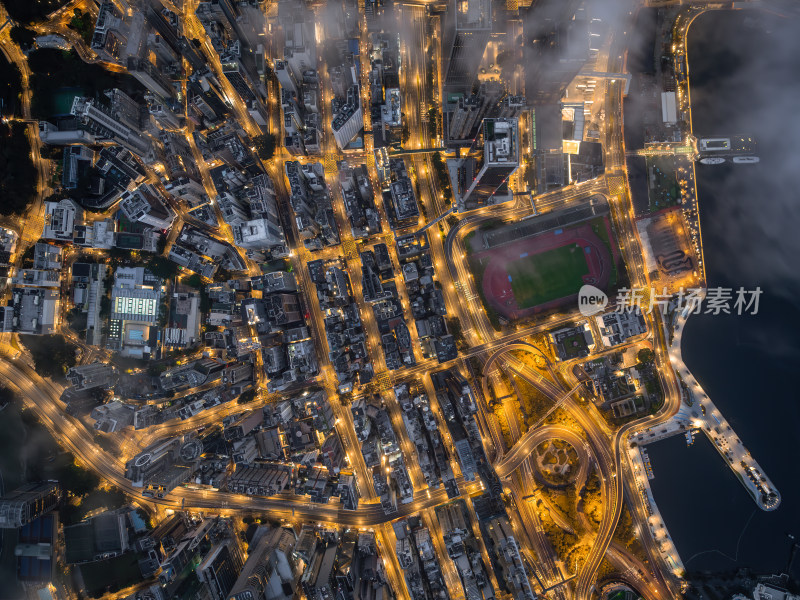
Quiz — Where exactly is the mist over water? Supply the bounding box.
[645,9,800,578]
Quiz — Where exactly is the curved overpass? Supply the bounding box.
[479,342,546,412]
[486,341,674,600]
[495,425,589,485]
[483,339,678,600]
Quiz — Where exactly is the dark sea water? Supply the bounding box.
[645,9,800,577]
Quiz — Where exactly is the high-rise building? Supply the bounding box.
[441,0,492,96]
[144,4,181,53]
[221,42,264,103]
[41,198,82,242]
[196,0,246,47]
[449,118,520,212]
[91,0,129,63]
[278,0,317,82]
[523,0,589,104]
[0,482,60,529]
[331,86,363,150]
[158,130,198,182]
[126,56,177,101]
[274,60,299,96]
[475,80,505,121]
[118,184,176,230]
[197,540,244,599]
[149,96,183,130]
[66,363,117,391]
[233,218,285,251]
[247,174,281,223]
[104,88,144,131]
[497,94,527,119]
[448,94,482,141]
[227,527,296,600]
[189,71,230,124]
[70,97,151,157]
[125,438,182,487]
[62,145,94,190]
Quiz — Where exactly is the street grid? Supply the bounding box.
[0,0,781,598]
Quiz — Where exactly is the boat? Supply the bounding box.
[733,156,760,164]
[699,157,726,165]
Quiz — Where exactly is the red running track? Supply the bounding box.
[476,219,617,320]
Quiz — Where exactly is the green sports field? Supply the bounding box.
[507,244,589,308]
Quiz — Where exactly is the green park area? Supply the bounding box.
[0,121,38,216]
[558,330,591,360]
[646,156,681,213]
[507,243,588,309]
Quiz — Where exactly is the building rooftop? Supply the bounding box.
[455,0,491,30]
[484,118,519,164]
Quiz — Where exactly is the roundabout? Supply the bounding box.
[532,438,582,488]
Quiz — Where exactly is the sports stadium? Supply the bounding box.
[466,201,621,321]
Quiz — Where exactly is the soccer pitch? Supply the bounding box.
[506,244,589,308]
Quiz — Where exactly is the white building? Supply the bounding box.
[74,219,115,250]
[752,583,800,600]
[274,60,298,96]
[595,309,647,347]
[38,121,97,145]
[118,185,176,230]
[11,269,61,288]
[0,227,19,254]
[233,218,285,250]
[108,267,162,357]
[34,35,72,50]
[331,86,363,150]
[42,199,82,242]
[661,91,677,126]
[111,267,161,323]
[0,288,60,335]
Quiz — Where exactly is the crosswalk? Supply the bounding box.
[374,370,391,392]
[342,238,358,260]
[607,175,627,196]
[322,155,338,173]
[454,280,478,302]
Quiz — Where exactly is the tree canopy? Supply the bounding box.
[253,134,277,161]
[19,334,78,379]
[0,122,38,216]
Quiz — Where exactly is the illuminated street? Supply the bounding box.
[0,0,794,599]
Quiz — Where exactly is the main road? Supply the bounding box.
[0,348,497,524]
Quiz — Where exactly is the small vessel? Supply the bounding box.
[699,157,726,165]
[733,155,760,164]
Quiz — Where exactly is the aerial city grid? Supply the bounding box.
[0,0,796,599]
